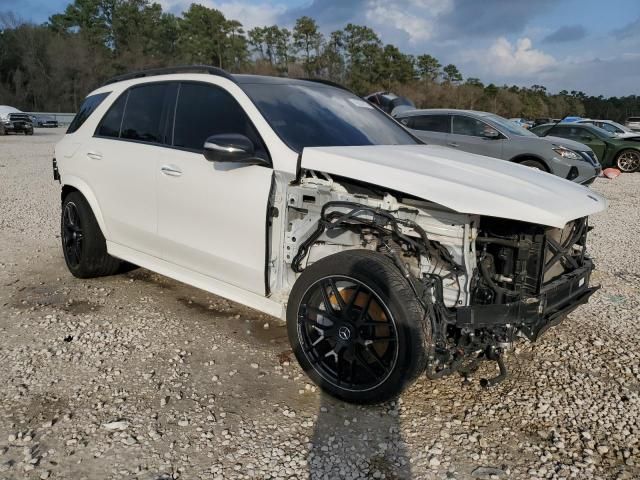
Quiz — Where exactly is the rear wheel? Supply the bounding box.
[615,149,640,173]
[61,192,120,278]
[519,159,547,171]
[287,249,430,404]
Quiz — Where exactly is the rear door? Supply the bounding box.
[449,114,505,158]
[91,82,176,256]
[402,114,450,146]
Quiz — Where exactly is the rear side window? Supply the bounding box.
[67,92,109,134]
[120,84,168,143]
[410,115,449,133]
[96,92,128,138]
[173,82,263,153]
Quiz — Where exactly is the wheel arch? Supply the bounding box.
[509,154,550,172]
[61,176,109,238]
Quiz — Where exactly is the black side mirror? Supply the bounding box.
[203,134,269,167]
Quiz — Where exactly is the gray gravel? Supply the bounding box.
[0,129,638,479]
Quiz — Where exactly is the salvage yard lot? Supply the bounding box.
[0,129,638,480]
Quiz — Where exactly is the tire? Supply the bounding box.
[519,159,547,171]
[287,249,430,404]
[25,129,33,136]
[0,124,5,135]
[61,191,120,278]
[615,149,640,173]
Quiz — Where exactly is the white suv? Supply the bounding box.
[54,66,607,403]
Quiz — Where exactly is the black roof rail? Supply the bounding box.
[296,78,354,93]
[103,65,235,86]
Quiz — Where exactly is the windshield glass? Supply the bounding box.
[608,120,632,133]
[242,83,419,152]
[483,114,537,137]
[588,125,617,139]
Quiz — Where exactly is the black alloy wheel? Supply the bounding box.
[297,276,399,392]
[62,201,83,268]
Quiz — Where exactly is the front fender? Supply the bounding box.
[61,174,110,238]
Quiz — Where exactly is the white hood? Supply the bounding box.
[301,144,607,228]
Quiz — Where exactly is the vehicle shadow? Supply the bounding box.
[305,255,414,479]
[307,395,412,479]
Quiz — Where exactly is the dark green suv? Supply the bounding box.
[531,122,640,173]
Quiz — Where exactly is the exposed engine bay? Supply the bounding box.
[274,170,598,386]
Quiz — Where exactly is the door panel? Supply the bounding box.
[405,114,450,146]
[89,138,159,256]
[157,152,272,294]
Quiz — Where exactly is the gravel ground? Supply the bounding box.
[0,129,638,480]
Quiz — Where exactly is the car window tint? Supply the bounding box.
[67,92,109,134]
[452,115,488,137]
[410,115,449,133]
[95,92,128,138]
[120,84,167,143]
[173,82,263,153]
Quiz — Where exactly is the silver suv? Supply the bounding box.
[395,109,600,184]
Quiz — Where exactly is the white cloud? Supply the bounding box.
[156,0,287,29]
[365,0,453,43]
[476,36,557,76]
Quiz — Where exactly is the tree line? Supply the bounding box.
[1,0,639,121]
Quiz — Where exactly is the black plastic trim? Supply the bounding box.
[104,65,235,86]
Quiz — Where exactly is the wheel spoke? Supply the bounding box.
[355,293,373,325]
[319,283,335,313]
[328,279,346,311]
[354,350,380,381]
[344,284,361,316]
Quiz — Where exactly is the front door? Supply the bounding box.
[156,81,273,295]
[450,114,504,159]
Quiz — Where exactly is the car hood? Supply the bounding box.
[538,135,592,152]
[301,144,607,228]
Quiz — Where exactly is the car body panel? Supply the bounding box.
[301,144,607,228]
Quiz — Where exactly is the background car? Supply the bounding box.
[395,109,600,183]
[578,119,640,140]
[531,122,640,173]
[0,105,34,135]
[625,116,640,131]
[35,115,60,128]
[364,91,415,116]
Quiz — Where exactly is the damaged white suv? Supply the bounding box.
[54,66,607,403]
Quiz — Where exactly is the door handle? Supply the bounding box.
[448,142,459,148]
[160,165,183,177]
[86,151,102,160]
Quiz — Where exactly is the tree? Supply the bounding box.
[292,16,322,77]
[342,23,382,92]
[465,77,483,88]
[442,63,462,84]
[416,54,440,81]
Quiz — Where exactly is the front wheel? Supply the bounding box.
[519,159,547,171]
[615,149,640,173]
[287,249,430,404]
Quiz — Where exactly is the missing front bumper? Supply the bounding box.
[455,261,598,341]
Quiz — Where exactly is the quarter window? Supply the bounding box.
[67,92,109,134]
[410,115,450,133]
[173,82,264,155]
[120,84,168,143]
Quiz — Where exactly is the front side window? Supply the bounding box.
[67,92,109,134]
[410,115,449,133]
[172,82,265,157]
[241,83,419,152]
[452,115,497,138]
[120,84,168,143]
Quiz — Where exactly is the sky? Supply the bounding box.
[3,0,640,97]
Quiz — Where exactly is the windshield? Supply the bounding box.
[483,114,537,137]
[242,83,419,152]
[608,120,633,133]
[588,125,617,139]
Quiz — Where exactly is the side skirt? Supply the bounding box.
[107,241,286,320]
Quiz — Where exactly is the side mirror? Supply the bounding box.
[203,134,269,167]
[580,135,593,142]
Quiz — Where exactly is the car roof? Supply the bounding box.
[396,108,493,118]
